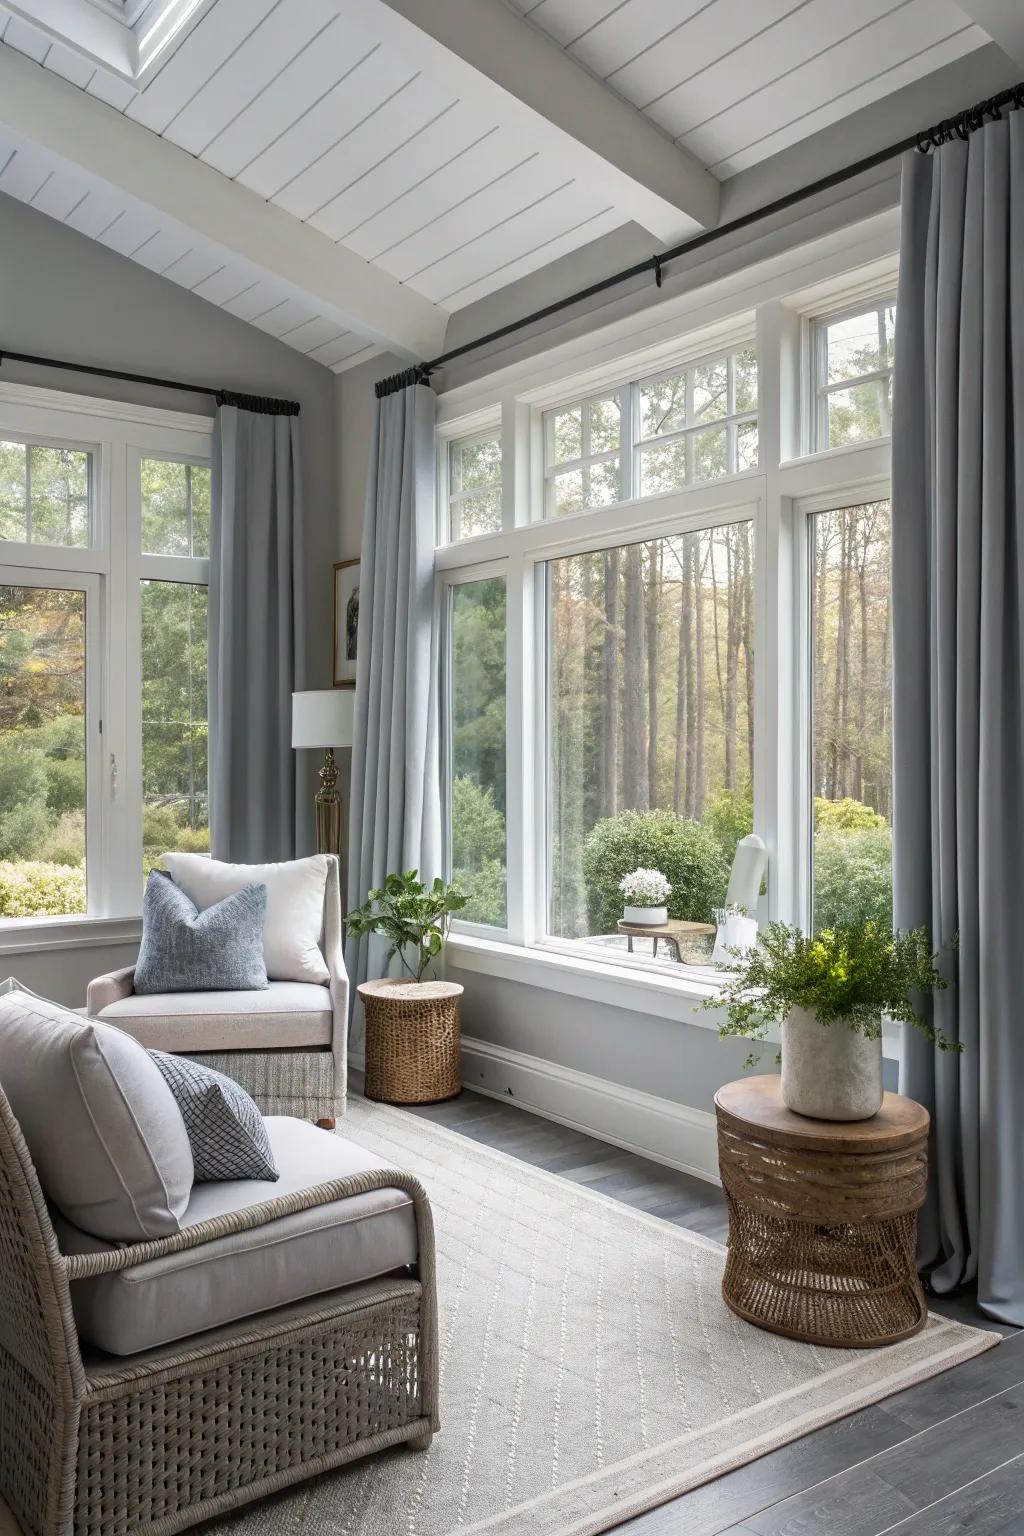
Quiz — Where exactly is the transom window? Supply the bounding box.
[446,431,502,541]
[811,300,895,450]
[0,439,93,549]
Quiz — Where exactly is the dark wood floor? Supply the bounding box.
[407,1086,1024,1536]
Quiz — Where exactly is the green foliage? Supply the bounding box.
[815,796,886,831]
[582,809,730,935]
[451,859,507,928]
[452,775,505,866]
[38,810,85,866]
[142,802,184,850]
[814,827,892,931]
[0,799,51,860]
[706,919,960,1050]
[172,824,210,853]
[703,785,754,863]
[0,737,48,812]
[0,860,86,917]
[346,870,467,983]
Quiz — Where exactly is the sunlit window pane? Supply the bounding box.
[547,525,754,963]
[639,439,687,497]
[825,306,895,384]
[0,441,91,548]
[825,377,892,448]
[448,432,502,541]
[811,501,892,931]
[450,577,506,927]
[141,580,209,881]
[0,584,87,917]
[142,459,211,557]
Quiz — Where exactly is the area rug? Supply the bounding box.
[216,1095,998,1536]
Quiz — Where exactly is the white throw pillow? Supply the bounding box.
[0,978,194,1241]
[163,852,331,984]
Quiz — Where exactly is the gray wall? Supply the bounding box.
[0,193,341,1003]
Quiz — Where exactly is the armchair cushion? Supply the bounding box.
[95,980,334,1050]
[164,852,331,984]
[134,871,268,994]
[59,1118,418,1355]
[0,979,193,1241]
[150,1051,279,1183]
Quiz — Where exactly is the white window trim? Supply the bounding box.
[0,382,213,929]
[436,250,896,1007]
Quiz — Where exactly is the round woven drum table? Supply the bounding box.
[715,1076,930,1349]
[359,978,463,1105]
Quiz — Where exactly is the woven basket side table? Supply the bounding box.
[359,978,463,1105]
[715,1076,930,1349]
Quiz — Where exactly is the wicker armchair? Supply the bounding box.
[87,854,347,1127]
[0,1081,439,1536]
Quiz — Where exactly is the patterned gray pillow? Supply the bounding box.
[149,1051,279,1183]
[135,871,268,994]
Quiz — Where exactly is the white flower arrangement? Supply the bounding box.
[619,868,672,907]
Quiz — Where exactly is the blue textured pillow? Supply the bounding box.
[149,1050,278,1182]
[135,871,268,994]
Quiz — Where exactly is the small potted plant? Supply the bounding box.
[346,870,467,1105]
[620,867,672,926]
[706,919,960,1121]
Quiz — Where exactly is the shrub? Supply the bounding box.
[172,824,210,853]
[38,809,85,866]
[703,786,754,862]
[452,858,507,927]
[814,826,893,931]
[582,809,730,935]
[142,802,183,850]
[44,756,86,815]
[452,775,505,867]
[0,739,48,814]
[814,796,887,832]
[0,799,51,860]
[0,860,86,917]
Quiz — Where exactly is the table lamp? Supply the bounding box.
[291,690,355,858]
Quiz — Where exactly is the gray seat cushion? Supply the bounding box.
[59,1117,418,1356]
[95,981,333,1049]
[135,871,268,994]
[0,979,194,1241]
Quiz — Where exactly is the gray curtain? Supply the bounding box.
[210,402,304,862]
[892,115,1024,1325]
[346,380,441,1023]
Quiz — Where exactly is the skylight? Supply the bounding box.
[6,0,212,84]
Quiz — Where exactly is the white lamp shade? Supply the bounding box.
[291,689,355,749]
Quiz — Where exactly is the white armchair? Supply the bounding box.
[87,854,348,1125]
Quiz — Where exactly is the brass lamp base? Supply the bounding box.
[314,747,343,859]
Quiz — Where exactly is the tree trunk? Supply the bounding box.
[600,548,620,817]
[646,541,661,808]
[622,542,647,809]
[674,538,693,815]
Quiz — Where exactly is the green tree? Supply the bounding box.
[582,808,729,935]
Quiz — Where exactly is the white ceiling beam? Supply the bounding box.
[0,44,447,361]
[357,0,720,243]
[953,0,1024,69]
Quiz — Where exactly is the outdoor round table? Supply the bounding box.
[715,1075,930,1348]
[616,917,716,961]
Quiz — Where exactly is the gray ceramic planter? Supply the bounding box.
[780,1007,883,1121]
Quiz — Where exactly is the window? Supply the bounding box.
[447,431,502,541]
[0,582,89,917]
[810,500,892,930]
[812,301,895,450]
[547,523,753,961]
[0,386,212,926]
[542,346,757,519]
[448,576,507,926]
[0,439,92,548]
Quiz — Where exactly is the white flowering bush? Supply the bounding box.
[619,867,672,907]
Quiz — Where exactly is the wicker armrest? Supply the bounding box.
[86,964,136,1017]
[62,1168,435,1282]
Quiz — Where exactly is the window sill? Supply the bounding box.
[445,933,902,1063]
[0,915,142,956]
[444,933,729,1030]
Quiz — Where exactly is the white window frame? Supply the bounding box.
[433,238,898,1027]
[0,382,212,940]
[809,295,896,454]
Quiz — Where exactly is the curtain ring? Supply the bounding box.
[653,254,664,289]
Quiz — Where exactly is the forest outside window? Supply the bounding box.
[447,431,502,541]
[448,575,507,927]
[812,301,895,450]
[547,521,754,966]
[810,499,892,932]
[0,439,92,548]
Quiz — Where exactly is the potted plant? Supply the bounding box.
[620,867,672,926]
[706,919,960,1121]
[346,870,467,1105]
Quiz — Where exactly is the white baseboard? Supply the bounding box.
[347,1037,720,1184]
[460,1037,720,1184]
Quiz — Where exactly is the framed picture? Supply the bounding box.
[333,559,360,688]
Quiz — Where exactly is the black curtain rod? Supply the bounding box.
[0,349,300,415]
[376,80,1024,397]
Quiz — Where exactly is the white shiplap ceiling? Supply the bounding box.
[0,0,1005,372]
